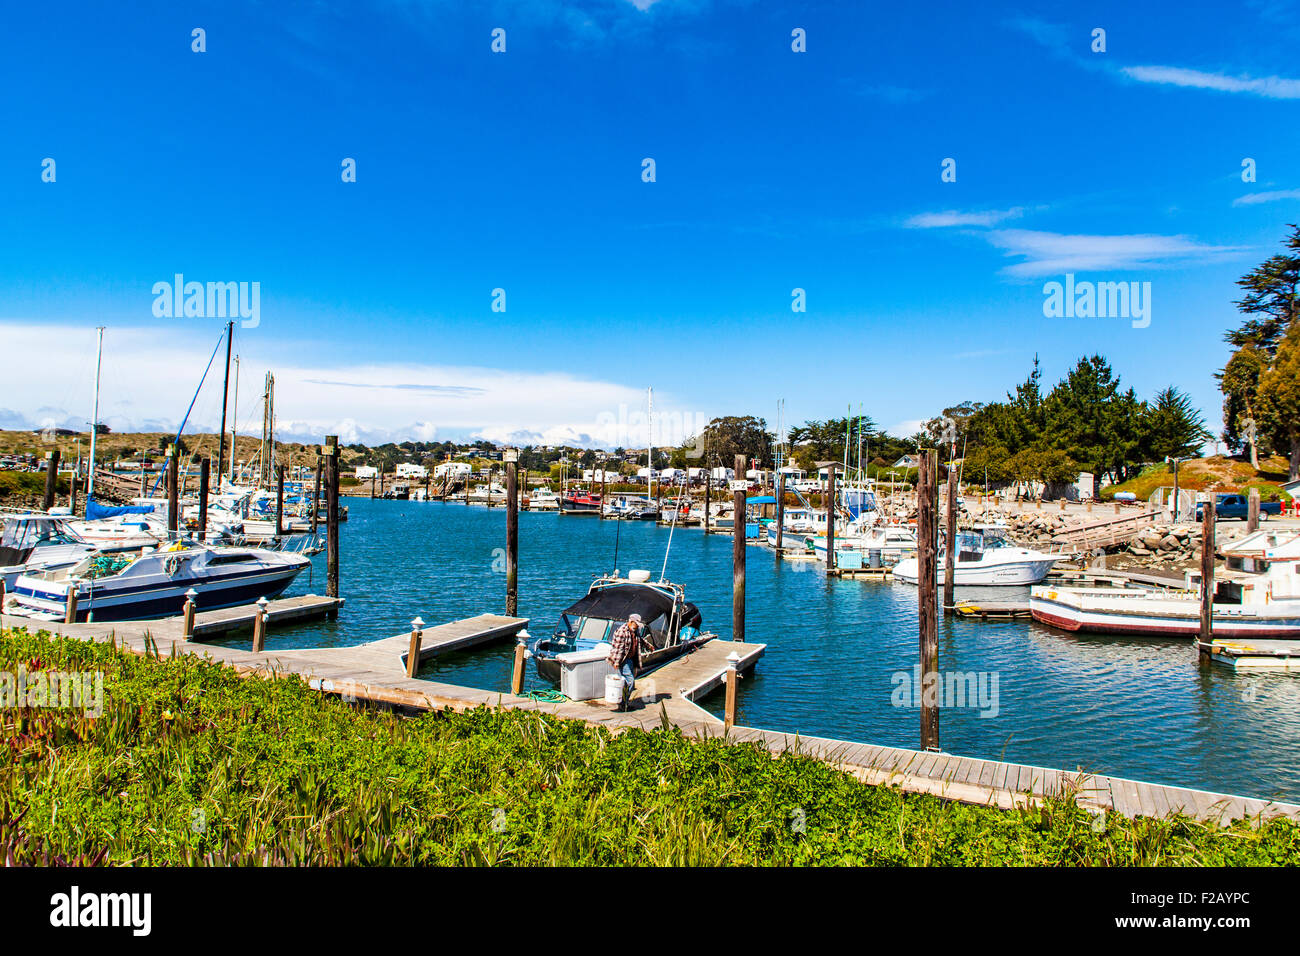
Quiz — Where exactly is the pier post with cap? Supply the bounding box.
[1198,499,1217,662]
[505,448,519,616]
[724,650,740,731]
[406,617,424,679]
[251,596,269,653]
[732,454,746,643]
[917,449,940,751]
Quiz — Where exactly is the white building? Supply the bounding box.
[354,466,378,480]
[433,461,471,478]
[582,468,617,483]
[709,466,735,481]
[395,463,428,479]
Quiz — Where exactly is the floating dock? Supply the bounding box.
[4,602,1298,825]
[952,600,1032,620]
[1197,638,1300,671]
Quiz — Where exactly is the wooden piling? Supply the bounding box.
[68,470,78,513]
[732,454,746,643]
[325,436,340,599]
[703,471,711,532]
[1247,487,1260,534]
[197,458,209,542]
[774,471,786,558]
[943,465,957,614]
[275,464,285,537]
[64,584,79,625]
[166,445,179,537]
[505,451,519,617]
[825,463,837,576]
[600,470,607,520]
[42,449,60,511]
[406,618,424,679]
[917,449,940,751]
[511,638,527,696]
[182,590,197,638]
[724,652,739,731]
[1199,498,1216,663]
[251,598,268,653]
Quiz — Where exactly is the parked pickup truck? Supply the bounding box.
[1195,493,1282,522]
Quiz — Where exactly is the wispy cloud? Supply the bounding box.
[906,208,1025,229]
[1121,65,1300,99]
[1233,188,1300,206]
[983,229,1243,277]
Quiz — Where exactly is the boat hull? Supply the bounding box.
[895,558,1057,586]
[1030,589,1300,638]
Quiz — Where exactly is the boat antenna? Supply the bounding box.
[660,475,684,582]
[611,505,622,576]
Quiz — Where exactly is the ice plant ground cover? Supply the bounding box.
[2,627,1298,866]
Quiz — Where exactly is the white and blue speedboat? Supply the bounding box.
[8,543,310,622]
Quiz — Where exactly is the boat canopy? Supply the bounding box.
[745,496,778,505]
[562,583,702,630]
[86,498,155,521]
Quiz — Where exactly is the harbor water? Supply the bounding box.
[252,497,1300,802]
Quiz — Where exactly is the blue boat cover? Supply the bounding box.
[85,497,155,520]
[745,495,778,505]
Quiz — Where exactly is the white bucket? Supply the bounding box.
[604,673,624,705]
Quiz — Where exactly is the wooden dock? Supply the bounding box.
[189,594,344,637]
[4,603,1298,826]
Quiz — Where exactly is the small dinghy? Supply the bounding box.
[530,570,715,683]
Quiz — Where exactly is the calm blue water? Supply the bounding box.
[238,497,1300,802]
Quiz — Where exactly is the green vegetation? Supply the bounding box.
[3,628,1298,866]
[1220,223,1300,480]
[0,470,68,500]
[961,356,1209,489]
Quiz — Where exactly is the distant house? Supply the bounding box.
[395,463,428,479]
[893,455,918,469]
[354,466,378,480]
[434,461,471,478]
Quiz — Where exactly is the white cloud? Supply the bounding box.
[1233,188,1300,206]
[1122,65,1300,99]
[0,322,704,449]
[981,229,1243,277]
[889,420,926,438]
[906,208,1025,229]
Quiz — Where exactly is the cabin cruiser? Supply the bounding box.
[894,526,1058,586]
[529,570,715,683]
[1030,529,1300,638]
[527,486,560,511]
[7,542,310,622]
[604,496,659,520]
[0,513,106,589]
[809,521,918,565]
[468,482,508,504]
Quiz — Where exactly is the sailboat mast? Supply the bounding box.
[87,326,105,497]
[216,321,233,483]
[230,355,239,483]
[647,386,654,502]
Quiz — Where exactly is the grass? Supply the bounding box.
[1101,456,1294,503]
[3,627,1298,866]
[0,471,68,500]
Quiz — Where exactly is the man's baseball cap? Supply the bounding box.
[628,614,643,623]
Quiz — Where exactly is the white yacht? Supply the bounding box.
[894,526,1058,586]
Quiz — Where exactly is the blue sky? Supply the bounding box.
[1,0,1298,448]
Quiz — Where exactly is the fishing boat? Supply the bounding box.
[559,491,602,515]
[528,570,715,683]
[1030,529,1300,638]
[7,542,310,622]
[809,521,918,564]
[894,526,1058,586]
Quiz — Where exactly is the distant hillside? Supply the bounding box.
[1103,455,1293,502]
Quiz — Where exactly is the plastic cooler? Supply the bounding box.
[557,645,618,701]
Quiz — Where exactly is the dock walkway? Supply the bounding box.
[3,603,1298,826]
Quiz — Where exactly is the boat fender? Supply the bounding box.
[164,554,183,576]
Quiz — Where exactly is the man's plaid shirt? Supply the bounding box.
[607,622,639,668]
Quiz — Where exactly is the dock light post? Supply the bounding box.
[505,448,519,616]
[724,650,741,731]
[406,617,425,679]
[1166,456,1193,523]
[251,596,269,653]
[182,588,198,638]
[511,630,530,696]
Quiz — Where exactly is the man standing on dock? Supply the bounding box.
[607,613,642,711]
